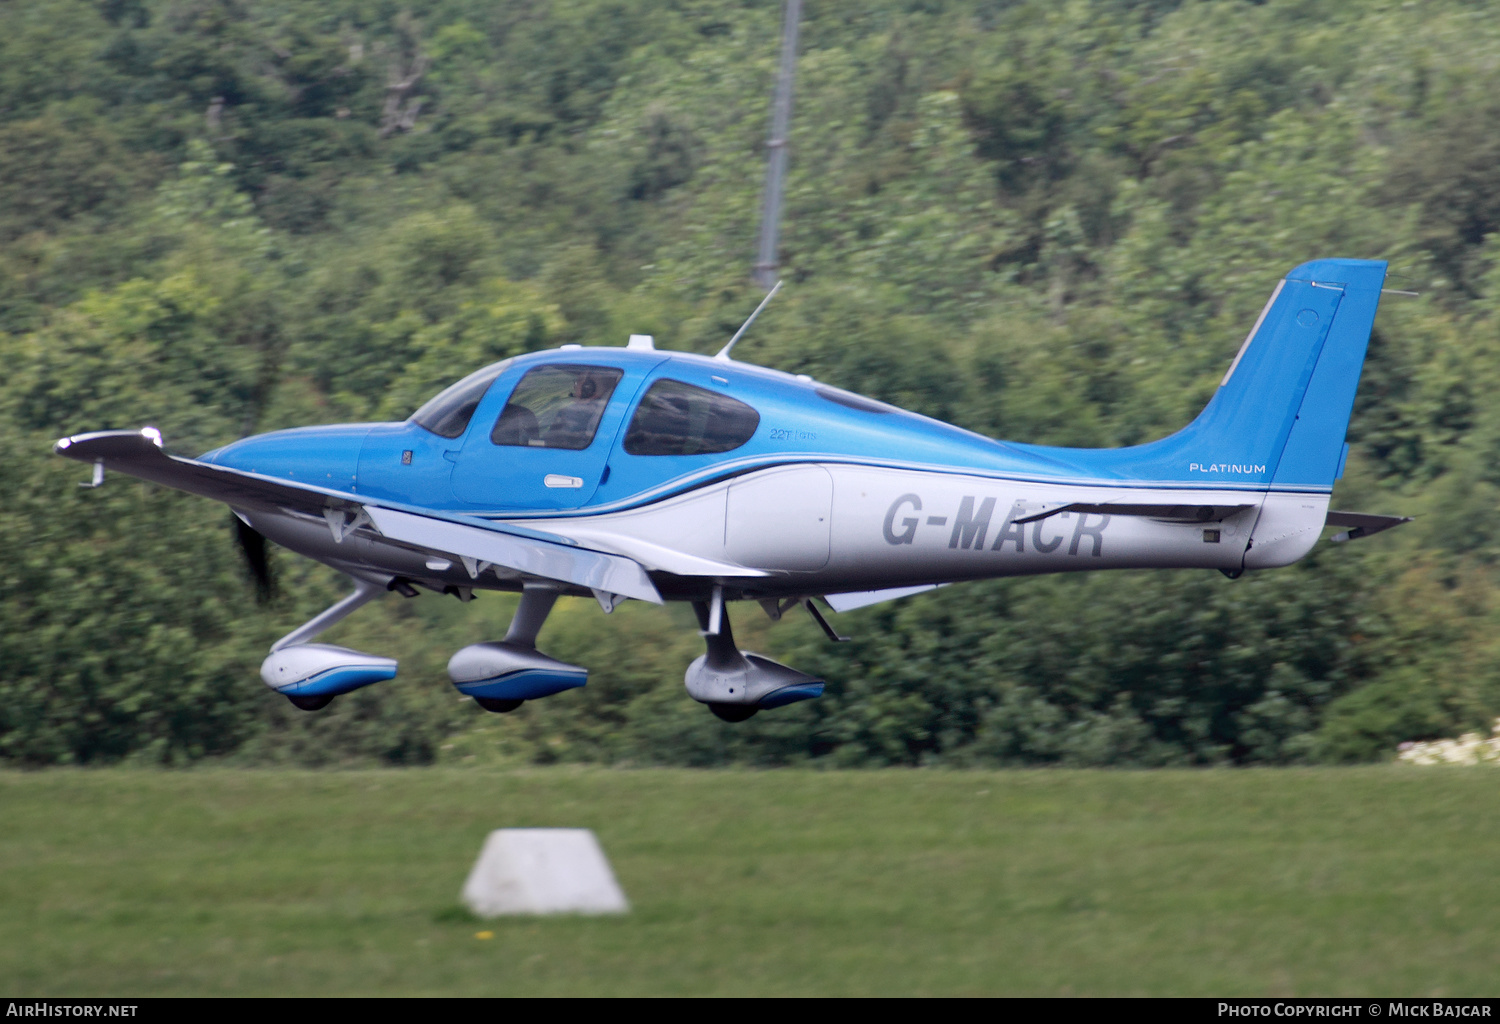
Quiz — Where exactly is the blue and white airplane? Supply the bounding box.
[55,258,1407,721]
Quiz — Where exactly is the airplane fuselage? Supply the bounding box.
[222,346,1329,604]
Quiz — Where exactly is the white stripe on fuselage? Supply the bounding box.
[456,451,1327,524]
[528,464,1331,591]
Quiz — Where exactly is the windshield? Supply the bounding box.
[409,361,511,438]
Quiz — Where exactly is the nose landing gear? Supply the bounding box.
[259,576,398,710]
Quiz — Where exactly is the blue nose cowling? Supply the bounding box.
[203,423,372,493]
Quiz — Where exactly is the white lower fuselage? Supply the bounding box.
[534,463,1330,593]
[245,463,1331,602]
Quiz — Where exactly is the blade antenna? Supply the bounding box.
[714,279,782,362]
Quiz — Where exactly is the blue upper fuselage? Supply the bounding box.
[200,259,1389,516]
[205,256,1373,520]
[201,345,1274,517]
[205,347,1076,518]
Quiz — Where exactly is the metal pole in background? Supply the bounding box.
[753,0,801,291]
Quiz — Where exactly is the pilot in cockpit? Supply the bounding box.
[492,365,621,449]
[544,371,607,448]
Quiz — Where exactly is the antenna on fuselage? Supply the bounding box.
[715,279,782,362]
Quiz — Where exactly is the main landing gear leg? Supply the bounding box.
[685,590,825,723]
[691,597,757,723]
[448,582,588,713]
[259,575,398,711]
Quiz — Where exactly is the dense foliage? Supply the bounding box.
[5,0,1500,767]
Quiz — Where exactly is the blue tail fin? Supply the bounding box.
[1186,258,1386,490]
[1077,258,1387,490]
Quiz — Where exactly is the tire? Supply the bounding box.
[286,693,334,711]
[475,697,524,713]
[708,702,758,723]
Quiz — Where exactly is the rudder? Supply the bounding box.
[1265,260,1387,489]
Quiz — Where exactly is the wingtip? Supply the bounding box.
[53,426,166,460]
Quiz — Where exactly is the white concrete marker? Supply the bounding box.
[461,828,629,916]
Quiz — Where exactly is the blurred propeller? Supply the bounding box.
[232,514,276,604]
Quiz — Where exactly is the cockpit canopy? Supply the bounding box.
[411,358,761,458]
[391,347,1026,513]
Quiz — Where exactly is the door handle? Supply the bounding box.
[442,450,461,464]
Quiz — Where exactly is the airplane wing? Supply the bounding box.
[362,507,660,603]
[823,584,941,612]
[1013,502,1254,525]
[54,428,663,604]
[56,428,370,519]
[1325,511,1412,543]
[537,526,769,580]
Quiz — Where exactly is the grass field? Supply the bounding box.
[2,767,1498,996]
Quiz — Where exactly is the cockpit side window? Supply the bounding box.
[623,378,760,456]
[490,364,624,450]
[410,361,510,438]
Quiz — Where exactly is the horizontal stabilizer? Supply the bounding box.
[1325,511,1412,543]
[1014,502,1254,526]
[365,506,662,604]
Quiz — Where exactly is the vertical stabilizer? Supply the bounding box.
[1074,258,1388,490]
[1192,258,1386,491]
